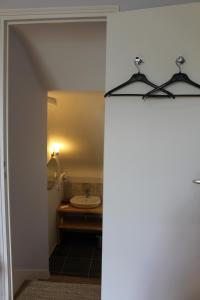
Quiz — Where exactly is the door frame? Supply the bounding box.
[0,5,118,299]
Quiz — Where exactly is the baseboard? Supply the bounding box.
[13,268,49,294]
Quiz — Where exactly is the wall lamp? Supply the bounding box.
[51,143,60,157]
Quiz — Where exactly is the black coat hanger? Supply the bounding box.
[104,57,174,98]
[143,56,200,99]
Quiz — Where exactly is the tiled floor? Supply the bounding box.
[49,233,102,278]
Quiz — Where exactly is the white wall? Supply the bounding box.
[0,221,5,298]
[9,29,49,293]
[0,0,197,11]
[103,3,200,300]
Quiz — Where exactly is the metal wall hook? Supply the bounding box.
[176,56,185,73]
[134,57,144,74]
[192,179,200,184]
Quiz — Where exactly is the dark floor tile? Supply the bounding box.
[49,256,65,274]
[61,258,91,276]
[49,234,102,278]
[68,244,95,259]
[89,259,102,278]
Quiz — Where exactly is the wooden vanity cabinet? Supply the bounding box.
[56,204,102,243]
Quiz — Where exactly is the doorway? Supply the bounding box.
[8,19,106,296]
[47,90,104,280]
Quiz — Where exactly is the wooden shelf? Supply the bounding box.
[58,219,102,232]
[57,203,102,241]
[57,204,103,215]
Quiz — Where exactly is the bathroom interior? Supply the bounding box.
[8,20,106,292]
[47,90,104,279]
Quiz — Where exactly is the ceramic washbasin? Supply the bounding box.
[70,196,101,209]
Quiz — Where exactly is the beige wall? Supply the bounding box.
[48,91,104,180]
[9,29,49,292]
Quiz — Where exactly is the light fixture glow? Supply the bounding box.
[51,143,60,157]
[54,143,60,155]
[48,138,74,160]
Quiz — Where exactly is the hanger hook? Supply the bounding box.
[175,56,185,73]
[134,57,144,74]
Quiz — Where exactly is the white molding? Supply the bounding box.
[0,17,13,300]
[13,269,49,294]
[1,5,119,24]
[0,5,119,17]
[7,19,107,26]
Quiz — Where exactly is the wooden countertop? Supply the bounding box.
[57,203,103,215]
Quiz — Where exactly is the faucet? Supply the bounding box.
[84,184,91,198]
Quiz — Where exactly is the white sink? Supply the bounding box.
[70,196,101,209]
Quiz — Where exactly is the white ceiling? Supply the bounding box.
[48,91,105,178]
[15,22,106,91]
[0,0,198,11]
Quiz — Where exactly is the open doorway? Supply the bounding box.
[47,90,104,280]
[8,21,106,296]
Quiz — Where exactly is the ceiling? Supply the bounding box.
[15,22,106,91]
[0,0,198,11]
[48,91,104,179]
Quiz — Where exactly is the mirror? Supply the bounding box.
[47,157,59,190]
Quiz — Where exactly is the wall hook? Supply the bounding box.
[176,56,185,73]
[134,57,143,74]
